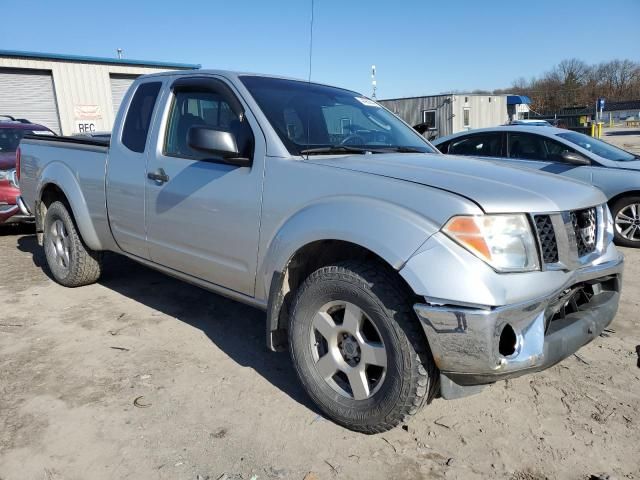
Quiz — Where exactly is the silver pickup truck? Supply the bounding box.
[19,71,623,433]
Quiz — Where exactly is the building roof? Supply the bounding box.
[0,49,200,70]
[379,92,513,102]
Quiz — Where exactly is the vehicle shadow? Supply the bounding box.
[605,130,640,137]
[15,233,55,282]
[15,234,319,414]
[0,223,35,237]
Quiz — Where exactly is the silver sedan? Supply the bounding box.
[433,126,640,247]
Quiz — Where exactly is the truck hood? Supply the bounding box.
[306,153,606,213]
[0,151,16,171]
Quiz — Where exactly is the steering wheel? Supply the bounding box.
[340,134,366,146]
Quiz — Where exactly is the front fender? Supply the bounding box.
[37,161,103,251]
[258,195,441,301]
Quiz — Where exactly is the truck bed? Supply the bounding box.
[19,134,114,252]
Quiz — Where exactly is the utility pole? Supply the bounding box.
[116,48,123,60]
[371,65,377,99]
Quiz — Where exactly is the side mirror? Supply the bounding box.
[561,150,590,166]
[187,126,251,167]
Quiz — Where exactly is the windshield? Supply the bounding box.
[557,131,636,162]
[240,76,435,156]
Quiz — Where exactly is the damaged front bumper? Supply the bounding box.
[413,254,623,399]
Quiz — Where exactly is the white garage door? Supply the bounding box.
[110,75,139,117]
[0,68,61,134]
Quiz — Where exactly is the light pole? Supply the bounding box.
[116,49,123,60]
[371,65,377,99]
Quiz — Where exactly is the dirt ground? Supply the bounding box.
[603,126,640,155]
[0,224,638,480]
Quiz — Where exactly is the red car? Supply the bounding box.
[0,117,54,224]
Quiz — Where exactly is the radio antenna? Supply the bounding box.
[308,0,315,82]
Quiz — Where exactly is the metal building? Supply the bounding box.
[379,93,530,139]
[0,49,200,135]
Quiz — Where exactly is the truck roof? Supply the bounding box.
[138,69,362,95]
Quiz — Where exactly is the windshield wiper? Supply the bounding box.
[301,145,372,155]
[301,145,428,155]
[378,146,426,153]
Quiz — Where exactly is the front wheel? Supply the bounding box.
[43,201,103,287]
[611,196,640,248]
[288,261,437,433]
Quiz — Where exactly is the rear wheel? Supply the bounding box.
[288,261,437,433]
[43,201,103,287]
[611,196,640,248]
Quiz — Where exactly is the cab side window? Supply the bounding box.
[122,82,162,153]
[164,90,254,160]
[448,133,502,157]
[542,137,577,162]
[508,133,545,160]
[509,133,577,162]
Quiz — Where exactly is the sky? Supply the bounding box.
[3,0,639,99]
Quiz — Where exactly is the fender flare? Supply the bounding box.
[37,161,103,251]
[259,196,440,297]
[259,196,440,349]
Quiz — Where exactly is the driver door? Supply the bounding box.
[144,76,265,296]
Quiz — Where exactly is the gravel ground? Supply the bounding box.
[0,224,638,480]
[602,126,640,155]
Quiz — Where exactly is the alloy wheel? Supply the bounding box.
[615,203,640,242]
[49,219,71,270]
[309,300,387,400]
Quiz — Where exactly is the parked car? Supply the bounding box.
[433,126,640,247]
[509,119,553,127]
[19,71,623,433]
[0,117,54,223]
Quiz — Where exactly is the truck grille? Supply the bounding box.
[533,206,600,267]
[572,207,597,257]
[534,215,559,264]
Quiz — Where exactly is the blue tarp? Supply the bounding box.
[507,95,532,105]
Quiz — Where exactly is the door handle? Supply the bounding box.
[147,168,170,184]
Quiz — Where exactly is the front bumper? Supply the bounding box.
[413,254,623,399]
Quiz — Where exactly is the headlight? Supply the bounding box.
[0,168,18,188]
[443,214,540,272]
[604,204,614,244]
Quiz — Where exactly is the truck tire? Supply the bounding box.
[288,260,437,433]
[611,196,640,248]
[43,201,103,287]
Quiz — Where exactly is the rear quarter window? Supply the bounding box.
[122,82,162,153]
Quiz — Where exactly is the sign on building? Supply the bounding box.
[73,104,103,133]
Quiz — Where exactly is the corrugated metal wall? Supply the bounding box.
[0,68,61,134]
[451,95,509,133]
[379,95,454,137]
[110,74,139,116]
[0,56,174,135]
[380,94,510,138]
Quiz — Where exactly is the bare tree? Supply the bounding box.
[504,58,640,114]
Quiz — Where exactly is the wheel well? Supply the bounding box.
[607,190,640,211]
[266,240,417,351]
[36,184,69,238]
